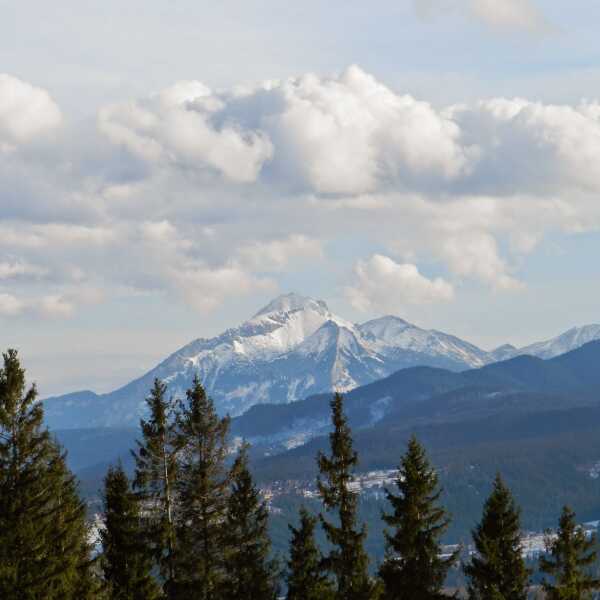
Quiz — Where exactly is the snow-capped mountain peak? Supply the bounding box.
[516,324,600,360]
[358,316,488,368]
[252,292,329,319]
[359,315,419,345]
[44,293,600,430]
[489,343,518,362]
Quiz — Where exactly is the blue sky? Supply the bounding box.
[3,0,600,394]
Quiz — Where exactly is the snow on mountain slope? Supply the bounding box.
[43,293,600,430]
[44,293,494,429]
[484,325,600,363]
[514,325,600,360]
[359,316,489,368]
[489,344,518,362]
[294,319,386,392]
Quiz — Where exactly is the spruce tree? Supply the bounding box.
[100,463,161,600]
[223,444,279,600]
[286,506,334,600]
[317,392,374,600]
[173,376,231,599]
[0,349,96,600]
[464,474,530,600]
[45,443,100,600]
[379,435,457,600]
[132,378,178,595]
[539,505,600,600]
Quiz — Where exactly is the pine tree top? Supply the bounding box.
[474,474,523,547]
[0,348,42,440]
[540,505,600,599]
[315,393,373,600]
[464,474,530,600]
[141,378,170,432]
[133,377,178,493]
[317,393,359,511]
[379,435,456,600]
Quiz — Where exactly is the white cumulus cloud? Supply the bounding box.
[266,66,470,193]
[98,66,471,194]
[438,230,522,290]
[98,81,274,183]
[346,254,454,313]
[0,74,62,148]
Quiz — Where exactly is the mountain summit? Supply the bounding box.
[43,294,600,429]
[44,293,486,428]
[253,292,329,319]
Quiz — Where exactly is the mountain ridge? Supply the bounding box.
[43,293,600,429]
[240,339,600,477]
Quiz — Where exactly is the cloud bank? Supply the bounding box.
[98,66,469,193]
[3,66,600,319]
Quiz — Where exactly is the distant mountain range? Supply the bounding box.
[44,293,600,429]
[54,340,600,548]
[233,339,600,463]
[243,340,600,543]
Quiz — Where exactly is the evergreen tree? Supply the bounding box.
[223,444,279,600]
[46,443,100,600]
[0,349,96,600]
[100,463,161,600]
[132,378,178,595]
[286,506,334,600]
[539,505,600,600]
[464,474,530,600]
[173,376,231,599]
[317,393,375,600]
[379,435,457,600]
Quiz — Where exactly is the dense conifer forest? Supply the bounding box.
[2,349,600,599]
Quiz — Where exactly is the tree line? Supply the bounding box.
[1,349,599,599]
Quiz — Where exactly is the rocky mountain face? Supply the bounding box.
[43,293,600,430]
